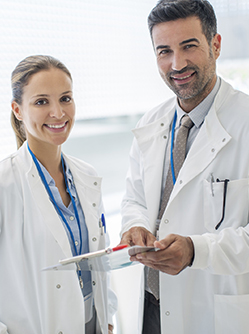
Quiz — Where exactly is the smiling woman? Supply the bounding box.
[10,56,73,149]
[12,67,75,154]
[0,55,117,334]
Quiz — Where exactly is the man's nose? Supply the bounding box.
[171,52,188,72]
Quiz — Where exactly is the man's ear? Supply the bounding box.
[212,33,221,60]
[11,101,23,121]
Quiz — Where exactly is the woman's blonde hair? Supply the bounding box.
[11,55,72,148]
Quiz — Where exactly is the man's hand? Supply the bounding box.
[120,226,156,247]
[130,234,194,275]
[108,324,113,334]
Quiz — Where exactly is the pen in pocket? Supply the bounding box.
[215,178,229,230]
[209,173,215,196]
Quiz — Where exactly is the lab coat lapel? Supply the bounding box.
[132,105,175,224]
[167,97,231,206]
[26,157,73,258]
[64,156,102,252]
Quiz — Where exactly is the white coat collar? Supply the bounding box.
[17,143,102,258]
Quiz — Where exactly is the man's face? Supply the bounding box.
[152,16,221,111]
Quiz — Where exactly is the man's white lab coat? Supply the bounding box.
[121,78,249,333]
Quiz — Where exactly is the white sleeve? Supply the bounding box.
[0,322,9,334]
[191,225,249,275]
[120,138,151,236]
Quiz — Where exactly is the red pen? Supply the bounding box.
[111,244,129,252]
[59,244,129,265]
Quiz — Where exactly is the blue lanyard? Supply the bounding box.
[27,143,82,256]
[170,111,177,185]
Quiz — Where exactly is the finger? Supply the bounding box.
[119,232,133,246]
[145,233,157,247]
[129,227,154,246]
[133,231,147,246]
[154,234,177,250]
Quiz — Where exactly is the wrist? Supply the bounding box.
[108,324,114,333]
[187,237,195,267]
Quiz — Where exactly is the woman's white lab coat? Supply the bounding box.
[121,78,249,334]
[0,143,117,334]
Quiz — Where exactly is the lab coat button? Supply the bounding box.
[92,203,96,207]
[164,219,169,224]
[58,332,63,334]
[163,135,167,139]
[69,216,74,221]
[211,148,215,153]
[165,311,170,316]
[92,237,97,242]
[179,180,183,184]
[161,123,164,126]
[222,138,226,142]
[94,182,98,186]
[92,281,96,286]
[56,284,61,289]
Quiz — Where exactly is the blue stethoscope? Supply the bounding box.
[27,143,82,256]
[170,111,178,185]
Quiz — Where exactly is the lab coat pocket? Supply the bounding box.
[203,178,249,232]
[214,294,249,334]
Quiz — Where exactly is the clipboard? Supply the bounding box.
[42,245,158,272]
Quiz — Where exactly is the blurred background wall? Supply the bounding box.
[0,0,249,332]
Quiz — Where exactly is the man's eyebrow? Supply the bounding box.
[155,38,200,51]
[179,38,200,46]
[155,45,170,51]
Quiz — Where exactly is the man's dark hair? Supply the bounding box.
[148,0,217,45]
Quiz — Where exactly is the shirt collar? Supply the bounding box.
[176,76,221,128]
[37,157,76,198]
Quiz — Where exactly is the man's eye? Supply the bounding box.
[185,44,197,49]
[158,49,171,56]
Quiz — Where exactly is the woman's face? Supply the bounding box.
[12,68,75,149]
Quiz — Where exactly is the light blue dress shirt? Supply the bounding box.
[38,159,93,302]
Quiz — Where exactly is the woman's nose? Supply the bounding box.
[49,103,65,119]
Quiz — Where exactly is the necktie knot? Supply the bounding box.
[181,115,194,130]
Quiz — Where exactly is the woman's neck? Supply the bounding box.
[28,140,71,207]
[28,140,63,177]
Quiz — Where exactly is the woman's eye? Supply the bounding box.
[36,99,48,105]
[61,96,71,103]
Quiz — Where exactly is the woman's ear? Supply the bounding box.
[11,101,23,121]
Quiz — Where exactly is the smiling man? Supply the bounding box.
[153,16,220,111]
[120,1,249,334]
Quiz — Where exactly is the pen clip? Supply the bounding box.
[210,173,214,197]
